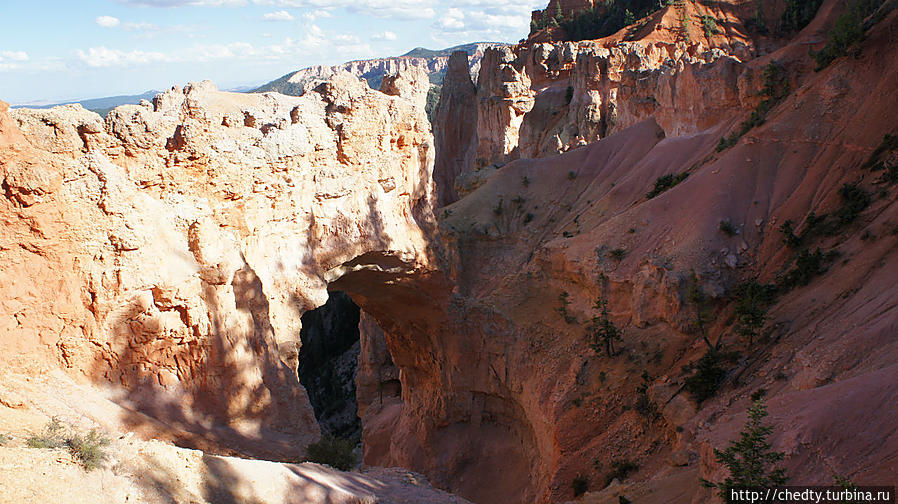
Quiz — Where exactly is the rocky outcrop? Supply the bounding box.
[432,51,479,207]
[0,100,25,147]
[469,38,752,172]
[449,1,760,176]
[532,0,597,23]
[379,66,432,111]
[0,74,437,458]
[474,46,537,171]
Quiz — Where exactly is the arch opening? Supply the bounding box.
[297,291,363,440]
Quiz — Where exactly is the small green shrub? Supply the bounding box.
[634,372,657,418]
[568,170,578,180]
[688,271,714,347]
[305,435,357,471]
[779,248,830,290]
[779,183,870,248]
[67,429,110,472]
[779,219,802,247]
[609,248,627,260]
[734,281,777,347]
[646,172,689,198]
[26,420,111,472]
[26,418,66,449]
[557,291,576,324]
[521,176,530,187]
[719,220,738,237]
[834,182,871,226]
[700,14,720,38]
[604,460,639,487]
[683,349,727,403]
[834,473,858,491]
[524,213,535,224]
[0,433,10,446]
[680,12,691,42]
[572,475,589,496]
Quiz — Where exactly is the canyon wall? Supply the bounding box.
[2,0,898,503]
[365,1,898,502]
[436,0,759,181]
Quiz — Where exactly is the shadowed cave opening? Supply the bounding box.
[298,291,363,440]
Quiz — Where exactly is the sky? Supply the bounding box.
[0,0,546,104]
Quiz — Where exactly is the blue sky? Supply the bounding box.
[0,0,545,104]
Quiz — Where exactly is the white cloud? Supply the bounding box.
[123,22,160,31]
[254,0,434,20]
[435,7,465,31]
[301,8,332,22]
[372,30,397,41]
[299,24,325,47]
[262,10,295,21]
[0,51,30,62]
[76,47,169,67]
[334,34,361,45]
[430,1,545,42]
[0,51,30,72]
[96,16,121,28]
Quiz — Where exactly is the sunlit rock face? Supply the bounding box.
[0,73,437,458]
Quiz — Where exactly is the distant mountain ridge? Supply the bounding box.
[252,42,506,98]
[400,42,498,59]
[16,91,161,118]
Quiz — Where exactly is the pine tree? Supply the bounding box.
[702,399,788,502]
[688,270,716,350]
[587,296,621,357]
